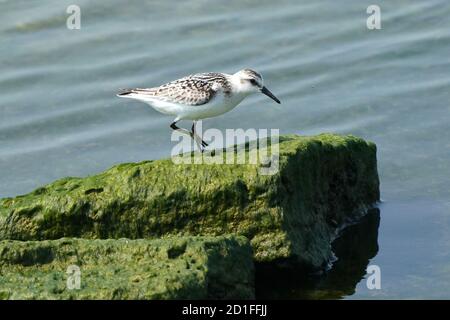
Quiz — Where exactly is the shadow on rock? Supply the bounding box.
[255,208,380,299]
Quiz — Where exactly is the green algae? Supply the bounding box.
[0,235,254,300]
[0,134,379,269]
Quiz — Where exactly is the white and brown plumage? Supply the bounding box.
[117,69,280,151]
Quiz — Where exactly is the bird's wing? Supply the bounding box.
[118,73,225,106]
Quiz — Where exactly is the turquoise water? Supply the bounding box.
[1,0,449,298]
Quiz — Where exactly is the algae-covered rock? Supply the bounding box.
[0,134,379,269]
[0,235,254,300]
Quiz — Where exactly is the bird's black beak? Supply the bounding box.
[261,86,281,104]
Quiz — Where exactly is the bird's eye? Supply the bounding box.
[249,79,257,85]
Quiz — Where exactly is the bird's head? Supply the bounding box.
[233,68,280,104]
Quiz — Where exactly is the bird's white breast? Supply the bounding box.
[175,91,247,121]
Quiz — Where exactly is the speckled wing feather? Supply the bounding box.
[120,73,230,106]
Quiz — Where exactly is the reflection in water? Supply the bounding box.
[256,208,380,299]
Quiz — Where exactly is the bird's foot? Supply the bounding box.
[191,133,208,151]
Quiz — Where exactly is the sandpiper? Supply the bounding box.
[117,69,280,151]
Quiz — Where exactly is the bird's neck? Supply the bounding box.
[227,74,252,97]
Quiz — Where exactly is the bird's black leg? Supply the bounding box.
[191,121,208,152]
[171,121,205,152]
[170,121,192,137]
[191,121,209,148]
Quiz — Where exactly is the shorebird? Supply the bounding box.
[117,69,280,151]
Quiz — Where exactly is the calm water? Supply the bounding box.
[1,0,449,299]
